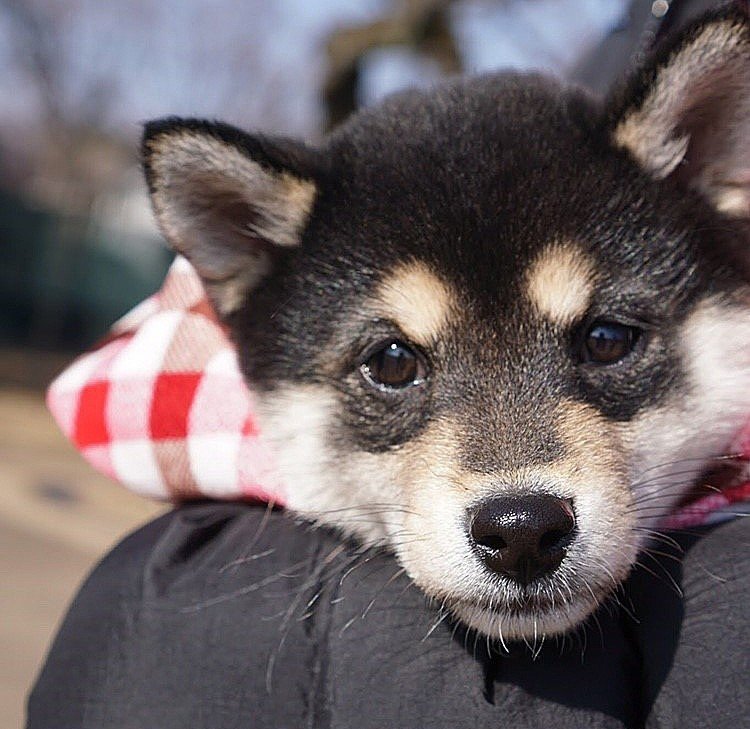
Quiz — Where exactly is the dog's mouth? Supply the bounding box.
[445,585,607,642]
[454,585,564,615]
[435,570,614,642]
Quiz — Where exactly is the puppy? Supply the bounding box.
[142,6,750,642]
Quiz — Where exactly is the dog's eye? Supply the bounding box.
[361,341,425,389]
[582,321,640,364]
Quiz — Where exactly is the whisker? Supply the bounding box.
[180,560,308,613]
[633,558,682,597]
[639,545,684,566]
[632,527,684,551]
[219,500,276,572]
[632,453,741,482]
[361,567,408,619]
[639,550,684,597]
[422,603,450,642]
[632,481,723,505]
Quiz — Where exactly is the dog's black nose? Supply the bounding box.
[469,495,576,585]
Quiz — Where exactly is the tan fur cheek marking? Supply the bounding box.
[525,244,595,326]
[394,419,486,596]
[539,401,637,586]
[553,400,625,487]
[535,401,633,553]
[397,419,468,491]
[374,261,456,346]
[255,383,405,546]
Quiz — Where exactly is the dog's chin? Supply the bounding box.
[444,587,608,642]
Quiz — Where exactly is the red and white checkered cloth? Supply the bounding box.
[47,257,750,527]
[47,256,284,504]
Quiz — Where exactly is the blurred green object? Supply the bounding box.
[0,190,172,351]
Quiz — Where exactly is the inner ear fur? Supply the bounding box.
[143,118,318,315]
[606,4,750,219]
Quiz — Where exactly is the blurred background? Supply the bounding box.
[0,0,638,725]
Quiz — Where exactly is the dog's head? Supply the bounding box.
[143,7,750,640]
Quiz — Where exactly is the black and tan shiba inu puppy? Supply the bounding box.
[142,6,750,642]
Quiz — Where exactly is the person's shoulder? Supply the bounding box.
[93,501,336,593]
[27,502,352,729]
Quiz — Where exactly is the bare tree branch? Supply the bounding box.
[323,0,462,130]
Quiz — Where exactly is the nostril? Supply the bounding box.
[469,509,511,553]
[539,528,572,553]
[475,534,507,552]
[538,499,576,553]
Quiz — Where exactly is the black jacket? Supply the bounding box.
[27,502,750,728]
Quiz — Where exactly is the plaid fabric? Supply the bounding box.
[47,256,284,504]
[47,257,750,528]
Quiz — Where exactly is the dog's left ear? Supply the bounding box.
[607,4,750,219]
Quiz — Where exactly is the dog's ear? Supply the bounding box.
[143,118,319,315]
[607,4,750,219]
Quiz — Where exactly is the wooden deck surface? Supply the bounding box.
[0,387,163,729]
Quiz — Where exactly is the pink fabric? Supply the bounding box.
[47,257,750,528]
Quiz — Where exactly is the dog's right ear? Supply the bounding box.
[143,119,319,316]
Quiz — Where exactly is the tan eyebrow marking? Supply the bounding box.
[525,243,596,326]
[374,260,456,345]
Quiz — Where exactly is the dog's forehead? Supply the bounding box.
[317,73,696,307]
[326,74,601,229]
[369,243,596,339]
